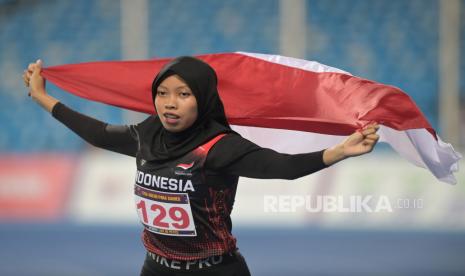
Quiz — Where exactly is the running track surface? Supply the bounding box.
[1,223,464,276]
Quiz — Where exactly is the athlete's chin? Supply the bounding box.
[162,122,187,133]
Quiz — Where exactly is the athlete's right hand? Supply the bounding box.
[23,59,46,99]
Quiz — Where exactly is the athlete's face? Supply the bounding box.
[154,75,198,133]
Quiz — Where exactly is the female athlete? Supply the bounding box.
[23,57,379,276]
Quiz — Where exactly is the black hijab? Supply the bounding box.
[136,56,236,161]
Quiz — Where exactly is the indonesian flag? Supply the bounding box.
[41,52,461,184]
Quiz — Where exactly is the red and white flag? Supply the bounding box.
[42,52,461,184]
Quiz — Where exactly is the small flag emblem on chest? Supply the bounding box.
[176,161,195,170]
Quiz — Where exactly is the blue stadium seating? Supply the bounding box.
[0,0,458,152]
[461,3,465,105]
[307,0,440,129]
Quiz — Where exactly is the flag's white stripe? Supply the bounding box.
[231,125,345,154]
[383,127,460,184]
[406,130,461,184]
[236,51,351,75]
[232,124,461,184]
[233,52,461,184]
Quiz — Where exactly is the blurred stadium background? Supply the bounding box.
[1,0,465,275]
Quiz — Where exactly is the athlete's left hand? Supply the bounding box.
[342,123,380,157]
[323,123,380,166]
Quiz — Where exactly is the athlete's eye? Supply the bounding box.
[180,91,191,97]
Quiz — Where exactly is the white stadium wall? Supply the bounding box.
[59,151,465,230]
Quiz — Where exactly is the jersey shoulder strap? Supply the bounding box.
[197,133,227,155]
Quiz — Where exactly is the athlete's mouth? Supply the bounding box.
[164,112,180,119]
[163,112,180,124]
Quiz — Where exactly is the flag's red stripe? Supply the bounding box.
[41,53,435,138]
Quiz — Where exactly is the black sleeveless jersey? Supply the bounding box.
[52,102,329,260]
[134,134,239,260]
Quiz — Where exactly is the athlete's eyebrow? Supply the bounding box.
[158,85,190,90]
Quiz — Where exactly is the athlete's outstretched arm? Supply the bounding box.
[23,60,138,157]
[206,125,379,180]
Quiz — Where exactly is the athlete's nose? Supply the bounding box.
[165,94,177,109]
[165,103,176,109]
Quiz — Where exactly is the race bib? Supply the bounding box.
[134,185,197,237]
